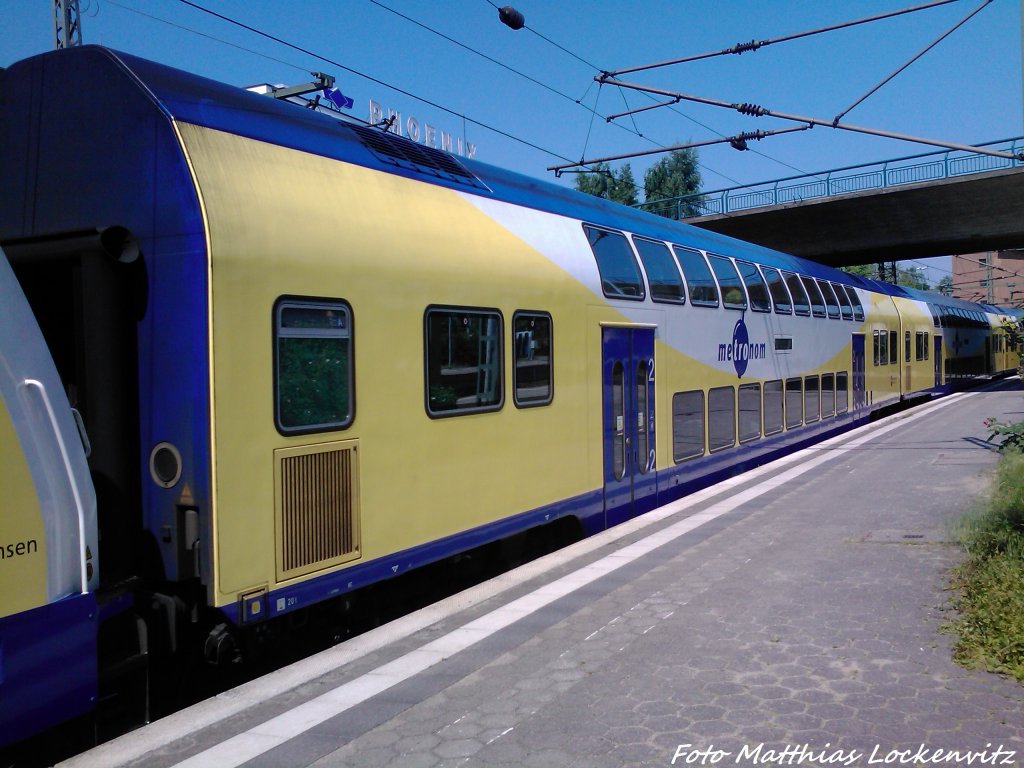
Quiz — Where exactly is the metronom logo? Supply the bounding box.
[717,314,766,378]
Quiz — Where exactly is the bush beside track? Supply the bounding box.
[947,440,1024,682]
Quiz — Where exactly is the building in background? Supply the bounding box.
[951,250,1024,306]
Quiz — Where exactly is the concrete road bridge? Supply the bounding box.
[641,138,1024,269]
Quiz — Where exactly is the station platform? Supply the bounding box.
[63,382,1024,768]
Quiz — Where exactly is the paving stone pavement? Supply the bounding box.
[83,388,1024,768]
[299,389,1024,768]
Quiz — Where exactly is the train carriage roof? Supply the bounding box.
[2,46,1017,318]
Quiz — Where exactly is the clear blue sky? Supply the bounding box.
[2,0,1022,282]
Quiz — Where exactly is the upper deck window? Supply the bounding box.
[818,280,840,319]
[673,246,719,307]
[834,283,853,320]
[633,237,685,304]
[709,255,746,310]
[843,285,865,321]
[762,267,792,314]
[736,261,772,312]
[801,276,826,317]
[584,226,645,300]
[784,272,811,316]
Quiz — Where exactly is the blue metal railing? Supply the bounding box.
[638,137,1024,220]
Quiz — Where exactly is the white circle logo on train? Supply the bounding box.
[718,314,767,378]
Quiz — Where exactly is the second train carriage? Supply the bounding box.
[0,46,1019,746]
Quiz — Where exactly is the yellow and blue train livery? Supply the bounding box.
[0,46,1018,746]
[0,248,99,741]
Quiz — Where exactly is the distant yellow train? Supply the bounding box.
[0,46,1018,747]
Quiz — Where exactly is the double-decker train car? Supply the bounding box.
[0,46,1019,747]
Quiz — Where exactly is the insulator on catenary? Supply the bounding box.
[499,6,525,30]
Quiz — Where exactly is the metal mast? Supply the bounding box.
[54,0,82,49]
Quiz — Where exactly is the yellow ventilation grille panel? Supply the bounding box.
[274,440,361,581]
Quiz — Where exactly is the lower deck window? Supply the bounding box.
[708,386,735,452]
[738,383,761,443]
[821,373,835,418]
[836,372,849,413]
[785,377,802,429]
[764,379,784,435]
[673,390,705,462]
[804,375,820,423]
[275,299,353,434]
[425,307,503,415]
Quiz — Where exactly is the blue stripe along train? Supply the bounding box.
[0,46,1019,748]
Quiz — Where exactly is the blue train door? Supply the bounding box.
[934,336,943,386]
[851,333,866,409]
[602,327,657,528]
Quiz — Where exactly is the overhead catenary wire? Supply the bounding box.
[174,0,578,165]
[598,0,962,79]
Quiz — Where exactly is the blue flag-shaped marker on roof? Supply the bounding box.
[322,87,354,110]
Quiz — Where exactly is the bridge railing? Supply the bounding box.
[638,137,1024,220]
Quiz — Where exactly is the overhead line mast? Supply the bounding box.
[54,0,83,49]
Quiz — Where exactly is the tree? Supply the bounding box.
[841,264,875,279]
[643,147,702,219]
[896,266,929,291]
[937,275,953,295]
[573,162,638,206]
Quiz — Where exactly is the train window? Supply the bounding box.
[636,361,650,474]
[612,362,625,479]
[915,331,923,361]
[672,390,705,462]
[804,375,820,423]
[924,333,929,360]
[834,283,853,320]
[929,304,941,328]
[584,225,645,300]
[738,383,762,443]
[708,386,736,452]
[785,378,803,429]
[425,307,503,416]
[737,261,772,312]
[513,312,552,407]
[764,379,784,435]
[709,255,747,310]
[876,330,888,365]
[821,373,835,418]
[836,372,849,413]
[889,330,898,364]
[274,299,354,434]
[673,246,719,307]
[817,280,840,319]
[801,276,826,317]
[762,267,792,314]
[633,237,685,303]
[784,272,811,316]
[843,286,865,321]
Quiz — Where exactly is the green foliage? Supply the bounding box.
[896,266,929,290]
[643,148,702,219]
[841,264,875,279]
[937,275,953,295]
[946,447,1024,681]
[985,417,1024,453]
[278,337,350,428]
[573,162,638,206]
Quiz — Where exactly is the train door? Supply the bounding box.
[934,336,943,387]
[601,327,657,528]
[851,333,866,409]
